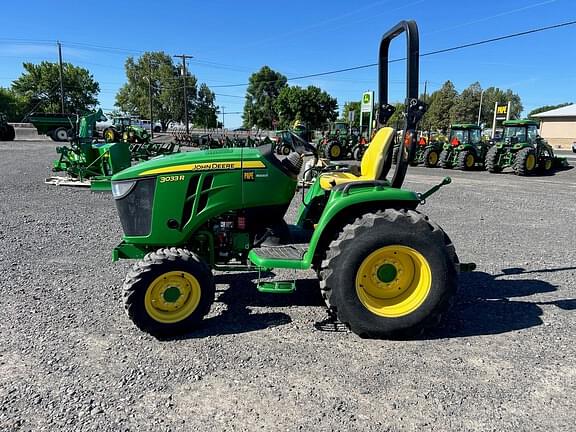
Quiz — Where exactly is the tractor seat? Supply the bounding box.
[319,127,395,190]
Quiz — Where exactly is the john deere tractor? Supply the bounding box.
[317,121,367,161]
[110,21,468,339]
[0,112,15,141]
[412,135,443,167]
[486,119,567,175]
[439,124,490,170]
[103,117,150,144]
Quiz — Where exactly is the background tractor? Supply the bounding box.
[412,134,444,167]
[103,117,150,144]
[486,119,568,175]
[439,124,490,170]
[317,121,367,161]
[110,20,469,340]
[0,112,15,141]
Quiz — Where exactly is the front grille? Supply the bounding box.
[115,178,155,236]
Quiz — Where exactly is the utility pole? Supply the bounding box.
[477,89,485,126]
[173,54,193,134]
[57,41,65,113]
[147,58,154,138]
[221,106,225,130]
[423,80,428,99]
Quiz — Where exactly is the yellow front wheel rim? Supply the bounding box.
[526,154,536,171]
[355,245,432,318]
[144,271,201,323]
[466,154,475,168]
[330,145,341,158]
[428,151,438,165]
[545,159,552,170]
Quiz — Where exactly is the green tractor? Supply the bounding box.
[0,112,16,141]
[486,119,567,175]
[439,124,490,170]
[317,121,366,161]
[412,134,444,167]
[103,117,150,144]
[110,21,470,339]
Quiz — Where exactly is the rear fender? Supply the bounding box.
[303,183,419,268]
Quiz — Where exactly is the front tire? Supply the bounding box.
[319,210,459,339]
[439,149,452,169]
[325,141,342,160]
[485,146,501,173]
[456,150,475,170]
[4,125,15,141]
[123,248,215,337]
[514,148,537,176]
[53,127,69,142]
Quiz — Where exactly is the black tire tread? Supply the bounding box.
[123,247,214,337]
[514,147,536,176]
[319,209,459,339]
[439,149,452,169]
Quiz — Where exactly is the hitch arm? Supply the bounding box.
[418,176,451,203]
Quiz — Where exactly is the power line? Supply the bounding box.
[211,20,576,88]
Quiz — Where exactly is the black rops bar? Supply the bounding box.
[376,20,426,188]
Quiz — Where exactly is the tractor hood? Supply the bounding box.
[112,147,265,181]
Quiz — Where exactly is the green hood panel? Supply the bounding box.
[112,147,265,181]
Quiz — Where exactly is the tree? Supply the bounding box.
[192,83,219,128]
[340,101,361,127]
[11,61,99,115]
[425,80,458,132]
[115,51,198,130]
[275,85,338,130]
[385,102,408,129]
[242,66,287,129]
[450,82,482,124]
[0,87,26,121]
[480,87,523,125]
[528,102,572,119]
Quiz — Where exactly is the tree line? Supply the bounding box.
[0,58,569,131]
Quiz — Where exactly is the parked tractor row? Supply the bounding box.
[396,120,568,176]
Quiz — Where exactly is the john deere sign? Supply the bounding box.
[361,91,374,113]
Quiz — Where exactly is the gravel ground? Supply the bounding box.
[0,140,575,432]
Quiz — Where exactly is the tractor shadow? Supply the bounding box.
[171,272,324,339]
[427,266,576,339]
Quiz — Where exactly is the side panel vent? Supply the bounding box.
[197,174,214,214]
[181,175,200,225]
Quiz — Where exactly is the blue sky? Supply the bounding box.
[1,0,575,127]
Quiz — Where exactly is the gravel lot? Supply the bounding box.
[1,140,575,431]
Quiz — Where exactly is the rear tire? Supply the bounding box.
[352,145,365,161]
[423,147,439,168]
[319,209,459,339]
[4,125,15,141]
[439,149,452,169]
[485,146,501,173]
[123,248,215,337]
[456,150,475,170]
[53,127,69,142]
[514,148,537,176]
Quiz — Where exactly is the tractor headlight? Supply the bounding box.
[112,180,137,200]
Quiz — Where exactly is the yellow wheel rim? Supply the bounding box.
[355,245,431,318]
[545,159,552,170]
[428,151,438,165]
[465,154,475,168]
[104,130,113,141]
[330,145,341,158]
[144,271,201,324]
[526,154,536,171]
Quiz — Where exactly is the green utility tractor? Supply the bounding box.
[317,121,367,161]
[0,112,15,141]
[103,117,150,144]
[47,110,132,192]
[486,119,568,175]
[274,129,311,155]
[439,124,490,170]
[412,135,443,167]
[110,21,470,339]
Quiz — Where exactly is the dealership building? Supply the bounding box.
[531,104,576,149]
